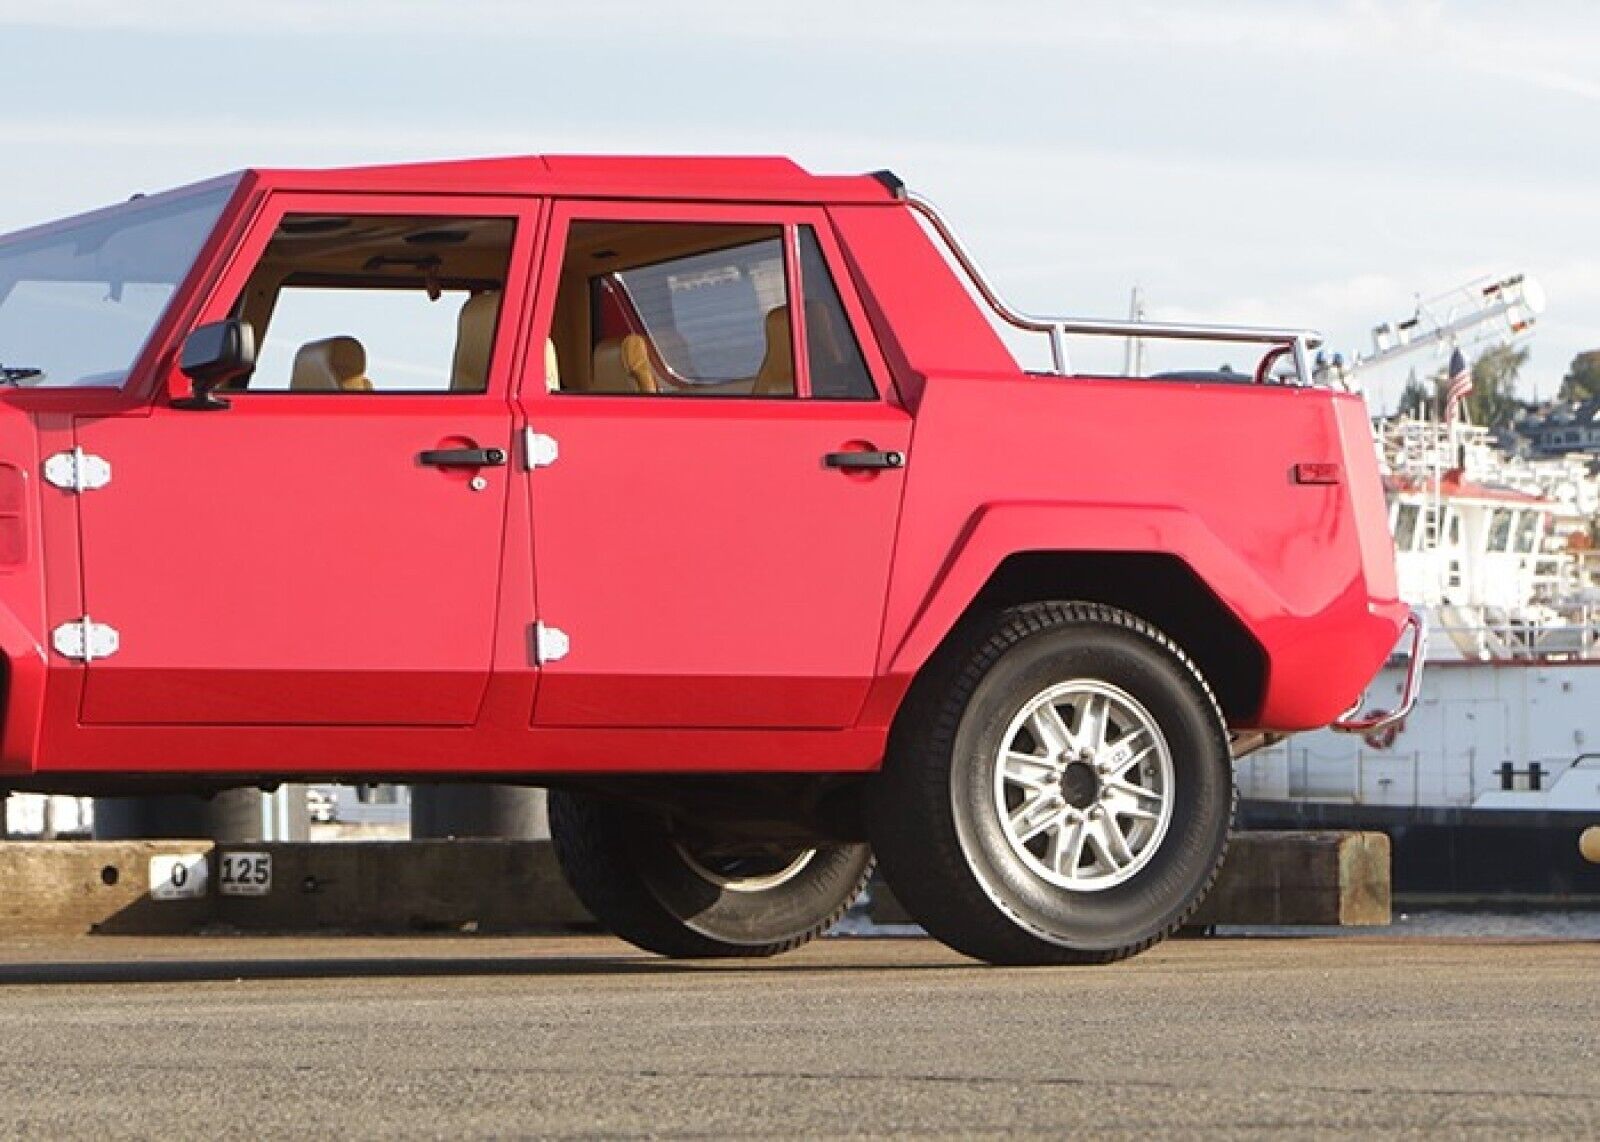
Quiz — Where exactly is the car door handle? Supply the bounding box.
[418,447,507,468]
[824,449,904,471]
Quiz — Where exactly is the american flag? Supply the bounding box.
[1444,347,1472,422]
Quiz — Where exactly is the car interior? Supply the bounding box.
[226,214,515,393]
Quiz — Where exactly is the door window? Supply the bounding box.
[548,219,876,399]
[228,214,515,394]
[796,227,876,400]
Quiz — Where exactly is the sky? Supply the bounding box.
[0,0,1594,412]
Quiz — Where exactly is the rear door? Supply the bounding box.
[524,201,910,729]
[74,193,538,725]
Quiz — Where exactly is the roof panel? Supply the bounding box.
[247,154,897,204]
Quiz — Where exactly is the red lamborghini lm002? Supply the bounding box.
[0,155,1421,964]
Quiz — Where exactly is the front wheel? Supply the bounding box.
[868,602,1234,965]
[549,790,873,958]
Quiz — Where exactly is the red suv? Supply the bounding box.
[0,156,1419,964]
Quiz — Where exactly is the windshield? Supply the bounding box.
[0,177,238,389]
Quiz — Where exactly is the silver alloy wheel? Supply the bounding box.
[992,679,1175,892]
[672,843,819,894]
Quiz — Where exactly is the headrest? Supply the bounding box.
[754,306,794,395]
[450,291,501,392]
[590,334,658,393]
[765,305,791,353]
[291,336,372,392]
[545,338,561,393]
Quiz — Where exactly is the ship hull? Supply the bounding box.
[1238,655,1600,903]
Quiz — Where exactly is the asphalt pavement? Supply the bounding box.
[0,934,1594,1138]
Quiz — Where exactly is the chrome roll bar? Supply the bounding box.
[904,192,1326,383]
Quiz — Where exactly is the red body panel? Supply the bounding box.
[0,155,1406,783]
[865,379,1402,730]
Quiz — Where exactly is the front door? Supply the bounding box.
[526,202,910,729]
[76,193,537,725]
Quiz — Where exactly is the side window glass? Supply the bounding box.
[796,227,877,400]
[231,214,514,394]
[554,222,794,397]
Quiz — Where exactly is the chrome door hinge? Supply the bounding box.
[523,427,559,470]
[533,622,570,665]
[43,448,111,493]
[52,617,120,661]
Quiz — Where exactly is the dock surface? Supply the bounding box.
[1,934,1594,1137]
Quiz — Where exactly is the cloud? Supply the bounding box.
[0,1,1592,408]
[2,0,1598,109]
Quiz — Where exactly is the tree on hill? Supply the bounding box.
[1396,371,1432,418]
[1561,350,1600,402]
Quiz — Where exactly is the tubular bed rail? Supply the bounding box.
[904,191,1327,386]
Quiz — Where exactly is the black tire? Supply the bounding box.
[548,789,874,958]
[867,601,1234,966]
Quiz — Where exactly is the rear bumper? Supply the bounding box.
[1328,607,1427,735]
[1250,596,1418,732]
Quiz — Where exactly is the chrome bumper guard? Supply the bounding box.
[1330,609,1428,734]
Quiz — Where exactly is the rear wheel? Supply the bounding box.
[549,789,873,958]
[868,601,1233,965]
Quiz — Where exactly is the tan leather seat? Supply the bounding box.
[290,336,373,392]
[450,291,501,392]
[590,334,658,393]
[545,339,561,393]
[752,306,794,396]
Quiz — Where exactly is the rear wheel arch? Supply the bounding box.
[905,550,1267,728]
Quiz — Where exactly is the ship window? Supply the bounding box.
[1421,506,1439,546]
[1393,503,1419,550]
[1488,508,1514,552]
[1514,511,1541,554]
[1446,511,1462,547]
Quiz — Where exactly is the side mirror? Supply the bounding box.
[174,319,255,410]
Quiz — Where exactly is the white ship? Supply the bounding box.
[1239,417,1600,900]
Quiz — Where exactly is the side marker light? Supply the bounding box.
[1294,462,1342,485]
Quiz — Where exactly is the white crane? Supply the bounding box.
[1316,273,1546,388]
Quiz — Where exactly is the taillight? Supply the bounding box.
[1293,462,1342,485]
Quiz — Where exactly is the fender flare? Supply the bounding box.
[883,501,1290,680]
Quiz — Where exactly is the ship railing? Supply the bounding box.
[1428,615,1600,660]
[905,192,1328,386]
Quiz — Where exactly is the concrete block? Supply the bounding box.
[0,840,590,937]
[1188,830,1390,927]
[212,841,590,933]
[0,841,218,935]
[0,831,1386,938]
[857,830,1390,929]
